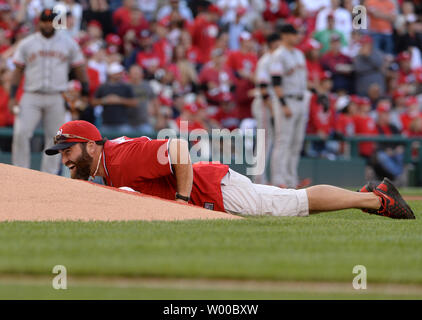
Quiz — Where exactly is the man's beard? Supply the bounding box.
[68,146,93,180]
[40,27,55,38]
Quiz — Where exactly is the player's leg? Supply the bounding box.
[221,169,414,219]
[286,97,307,188]
[12,92,42,168]
[270,98,291,187]
[251,97,271,184]
[40,93,65,174]
[306,185,380,213]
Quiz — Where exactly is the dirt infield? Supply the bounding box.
[403,195,422,201]
[1,274,422,296]
[0,164,240,221]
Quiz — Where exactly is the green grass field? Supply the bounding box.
[1,196,422,299]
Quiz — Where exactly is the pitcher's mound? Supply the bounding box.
[0,164,241,221]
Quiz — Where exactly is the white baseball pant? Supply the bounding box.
[12,92,65,174]
[251,95,280,185]
[271,91,311,188]
[221,169,309,217]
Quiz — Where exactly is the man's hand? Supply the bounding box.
[8,98,19,115]
[282,105,292,118]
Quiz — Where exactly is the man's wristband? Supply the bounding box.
[279,97,286,106]
[175,192,190,202]
[10,84,18,99]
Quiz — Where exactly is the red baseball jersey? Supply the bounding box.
[136,51,162,69]
[398,68,422,85]
[306,94,335,135]
[306,59,325,84]
[400,112,422,131]
[226,50,258,75]
[335,113,355,136]
[102,136,229,212]
[353,114,377,157]
[189,15,218,64]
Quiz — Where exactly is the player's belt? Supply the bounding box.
[285,94,304,101]
[30,90,63,95]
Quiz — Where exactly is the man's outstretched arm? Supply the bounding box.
[168,139,193,203]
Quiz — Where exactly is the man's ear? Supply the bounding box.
[86,141,97,156]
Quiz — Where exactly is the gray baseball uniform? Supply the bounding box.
[251,50,280,184]
[270,45,310,188]
[12,31,85,174]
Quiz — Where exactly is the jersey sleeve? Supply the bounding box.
[256,59,270,83]
[69,38,85,67]
[12,41,26,66]
[119,138,173,181]
[269,51,283,76]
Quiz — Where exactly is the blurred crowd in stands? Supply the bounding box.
[1,0,422,182]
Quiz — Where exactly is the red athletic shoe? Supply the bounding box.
[372,178,415,219]
[358,181,377,193]
[357,181,378,214]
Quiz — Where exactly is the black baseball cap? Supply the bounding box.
[40,9,57,22]
[266,33,280,44]
[280,24,298,34]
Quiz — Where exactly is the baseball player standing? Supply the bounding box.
[44,120,415,220]
[270,24,311,188]
[8,9,89,174]
[251,33,281,184]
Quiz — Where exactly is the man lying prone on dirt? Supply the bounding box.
[45,120,415,219]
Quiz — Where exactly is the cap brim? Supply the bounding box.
[45,142,77,155]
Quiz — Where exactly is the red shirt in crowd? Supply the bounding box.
[401,111,422,132]
[262,0,290,23]
[307,94,335,135]
[306,59,325,85]
[113,7,149,37]
[353,114,378,157]
[226,50,258,75]
[335,113,355,136]
[87,67,100,98]
[320,51,353,74]
[153,38,173,67]
[102,136,229,212]
[212,107,240,131]
[198,62,235,105]
[226,50,257,119]
[136,50,163,69]
[285,16,316,38]
[398,67,422,85]
[186,46,201,64]
[0,86,13,127]
[189,14,219,64]
[175,117,206,132]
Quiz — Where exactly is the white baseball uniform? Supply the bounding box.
[270,45,310,188]
[12,31,85,174]
[251,50,281,184]
[221,169,309,216]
